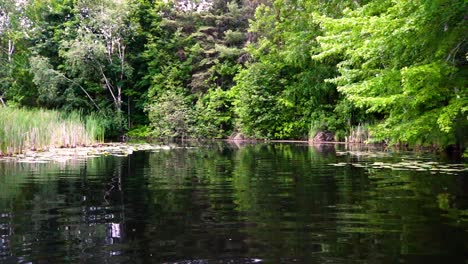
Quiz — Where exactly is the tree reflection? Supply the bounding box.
[0,143,467,263]
[0,157,130,262]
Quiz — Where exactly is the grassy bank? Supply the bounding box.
[0,107,104,155]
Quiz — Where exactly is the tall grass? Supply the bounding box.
[0,107,105,155]
[347,123,371,143]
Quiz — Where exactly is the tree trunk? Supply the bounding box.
[117,85,122,112]
[8,39,14,63]
[127,96,131,129]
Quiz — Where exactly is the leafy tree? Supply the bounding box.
[232,0,363,139]
[24,0,137,135]
[194,87,234,138]
[60,0,133,113]
[314,0,467,148]
[29,55,100,109]
[147,89,194,138]
[233,62,303,139]
[0,0,36,106]
[142,0,256,138]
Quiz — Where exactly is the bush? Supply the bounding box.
[193,88,234,138]
[146,90,194,138]
[127,125,152,139]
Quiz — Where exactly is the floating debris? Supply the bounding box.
[0,143,177,164]
[328,159,467,174]
[329,162,348,167]
[334,150,392,159]
[351,164,367,168]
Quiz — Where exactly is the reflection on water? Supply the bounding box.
[0,143,467,263]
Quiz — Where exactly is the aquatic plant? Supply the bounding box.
[0,107,104,155]
[347,123,371,144]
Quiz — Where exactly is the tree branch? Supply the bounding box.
[57,72,101,111]
[445,38,465,64]
[99,65,118,108]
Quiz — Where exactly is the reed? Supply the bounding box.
[0,107,104,155]
[347,123,371,143]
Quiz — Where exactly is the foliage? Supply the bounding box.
[147,90,194,138]
[0,0,38,106]
[194,87,234,138]
[232,0,358,139]
[142,0,254,138]
[127,125,152,139]
[1,0,466,152]
[233,62,305,139]
[314,0,468,148]
[2,0,141,136]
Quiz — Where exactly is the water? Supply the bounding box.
[0,142,467,263]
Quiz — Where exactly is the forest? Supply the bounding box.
[0,0,466,152]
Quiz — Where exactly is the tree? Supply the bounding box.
[194,87,234,138]
[314,0,467,148]
[60,0,133,113]
[147,90,194,138]
[232,0,363,139]
[23,0,137,134]
[143,0,255,138]
[0,0,36,106]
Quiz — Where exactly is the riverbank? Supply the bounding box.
[0,143,173,163]
[3,140,466,164]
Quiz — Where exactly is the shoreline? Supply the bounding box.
[1,140,464,163]
[0,143,172,163]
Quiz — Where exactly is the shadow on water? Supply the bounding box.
[0,142,467,263]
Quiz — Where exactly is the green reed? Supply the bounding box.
[347,123,371,143]
[0,107,105,155]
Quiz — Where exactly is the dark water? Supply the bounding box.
[0,143,467,264]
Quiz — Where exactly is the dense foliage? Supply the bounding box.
[0,0,466,150]
[314,0,467,148]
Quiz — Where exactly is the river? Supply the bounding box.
[0,142,467,263]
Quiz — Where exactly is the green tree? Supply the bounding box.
[147,89,194,138]
[314,0,468,148]
[142,0,255,138]
[194,87,234,138]
[60,0,133,113]
[24,0,137,135]
[0,0,37,106]
[232,0,363,139]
